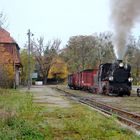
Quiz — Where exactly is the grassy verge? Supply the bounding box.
[0,89,47,139]
[42,103,140,140]
[0,88,139,140]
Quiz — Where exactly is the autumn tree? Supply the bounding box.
[60,35,97,73]
[60,32,115,73]
[48,56,68,82]
[32,37,61,84]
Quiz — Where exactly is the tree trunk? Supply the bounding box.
[44,76,48,85]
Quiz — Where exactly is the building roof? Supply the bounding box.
[0,27,21,66]
[0,28,20,50]
[0,28,17,43]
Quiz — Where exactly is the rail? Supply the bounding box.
[54,87,140,131]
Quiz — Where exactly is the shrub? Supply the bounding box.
[0,64,14,88]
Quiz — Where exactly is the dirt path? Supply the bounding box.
[27,85,71,108]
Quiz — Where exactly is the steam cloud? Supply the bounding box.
[110,0,140,60]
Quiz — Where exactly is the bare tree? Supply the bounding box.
[0,12,8,28]
[32,37,61,84]
[126,35,140,84]
[95,32,115,64]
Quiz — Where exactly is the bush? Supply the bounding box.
[0,64,14,88]
[0,89,46,139]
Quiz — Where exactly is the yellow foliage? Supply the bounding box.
[0,63,14,87]
[5,64,14,81]
[48,57,68,79]
[0,46,14,82]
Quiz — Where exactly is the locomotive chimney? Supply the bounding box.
[117,60,123,63]
[116,59,124,67]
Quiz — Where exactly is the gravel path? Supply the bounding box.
[27,85,71,108]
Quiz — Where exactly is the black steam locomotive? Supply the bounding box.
[98,60,133,96]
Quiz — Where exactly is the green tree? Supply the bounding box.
[20,48,35,85]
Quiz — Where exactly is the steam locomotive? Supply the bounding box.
[68,60,133,96]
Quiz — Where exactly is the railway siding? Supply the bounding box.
[52,85,140,131]
[52,85,140,115]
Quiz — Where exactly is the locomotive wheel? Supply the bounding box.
[137,88,140,97]
[91,88,97,94]
[119,93,123,97]
[127,92,131,96]
[102,86,107,94]
[73,87,76,90]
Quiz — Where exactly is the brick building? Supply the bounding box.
[0,27,22,87]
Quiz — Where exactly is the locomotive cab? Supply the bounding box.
[98,63,112,94]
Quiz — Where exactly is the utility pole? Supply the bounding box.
[27,29,33,90]
[13,47,16,89]
[98,42,102,65]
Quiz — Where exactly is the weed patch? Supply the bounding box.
[42,104,140,140]
[0,89,51,139]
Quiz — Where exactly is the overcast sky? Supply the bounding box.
[0,0,140,48]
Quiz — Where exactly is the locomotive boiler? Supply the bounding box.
[98,60,133,96]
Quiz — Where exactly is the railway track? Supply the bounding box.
[54,87,140,131]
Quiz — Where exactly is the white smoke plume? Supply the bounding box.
[110,0,140,60]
